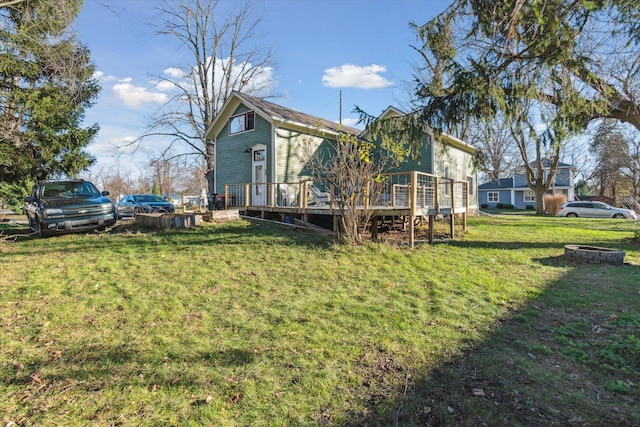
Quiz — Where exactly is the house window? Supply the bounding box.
[488,192,499,202]
[524,190,536,202]
[467,176,474,196]
[229,111,255,134]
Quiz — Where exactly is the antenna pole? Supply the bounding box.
[339,90,342,125]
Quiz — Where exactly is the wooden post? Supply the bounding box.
[429,214,434,244]
[301,181,308,222]
[329,182,335,214]
[391,184,396,207]
[371,216,378,241]
[224,186,229,210]
[434,176,439,214]
[450,180,455,239]
[409,216,415,248]
[269,183,274,209]
[463,181,468,231]
[245,184,250,210]
[410,171,418,248]
[299,181,306,209]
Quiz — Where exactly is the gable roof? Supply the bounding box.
[359,105,477,154]
[205,91,360,140]
[526,159,573,169]
[478,178,513,190]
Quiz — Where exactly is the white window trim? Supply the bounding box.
[524,190,536,202]
[488,192,499,202]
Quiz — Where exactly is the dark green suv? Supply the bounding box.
[24,180,117,237]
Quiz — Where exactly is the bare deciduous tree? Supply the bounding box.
[139,0,276,195]
[468,116,520,183]
[303,131,402,245]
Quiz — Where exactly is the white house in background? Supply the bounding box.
[478,160,575,209]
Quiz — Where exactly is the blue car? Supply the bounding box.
[116,194,175,218]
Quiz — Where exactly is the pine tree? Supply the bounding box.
[0,0,99,208]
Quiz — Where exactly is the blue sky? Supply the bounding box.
[74,0,451,175]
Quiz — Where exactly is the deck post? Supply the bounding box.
[298,181,307,209]
[245,184,250,210]
[269,183,274,208]
[224,185,229,210]
[301,181,309,222]
[371,216,378,241]
[329,182,335,214]
[450,180,455,238]
[409,216,415,248]
[410,171,418,248]
[434,176,439,214]
[428,214,434,244]
[463,181,468,231]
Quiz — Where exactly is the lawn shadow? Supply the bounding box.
[344,258,640,426]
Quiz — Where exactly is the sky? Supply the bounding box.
[73,0,452,177]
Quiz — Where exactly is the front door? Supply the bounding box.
[251,146,266,206]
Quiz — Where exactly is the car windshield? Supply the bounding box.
[133,195,165,203]
[42,182,100,198]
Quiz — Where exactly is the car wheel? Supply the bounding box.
[133,207,141,215]
[566,212,578,217]
[36,220,51,238]
[613,213,625,219]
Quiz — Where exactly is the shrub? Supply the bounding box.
[544,194,567,216]
[496,203,505,209]
[526,204,535,210]
[504,204,514,209]
[480,203,488,209]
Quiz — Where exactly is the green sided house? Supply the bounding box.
[205,91,360,204]
[204,91,478,213]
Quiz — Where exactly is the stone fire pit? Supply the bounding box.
[564,245,625,266]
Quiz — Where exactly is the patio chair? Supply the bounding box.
[308,183,331,205]
[278,183,296,206]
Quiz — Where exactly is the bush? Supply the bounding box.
[526,204,535,210]
[544,194,567,216]
[496,203,505,209]
[504,204,514,209]
[480,203,488,209]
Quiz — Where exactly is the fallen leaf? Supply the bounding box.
[472,388,486,397]
[23,373,41,384]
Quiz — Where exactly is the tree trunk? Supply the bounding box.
[535,185,546,215]
[205,141,215,194]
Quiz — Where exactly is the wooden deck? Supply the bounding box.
[222,171,474,247]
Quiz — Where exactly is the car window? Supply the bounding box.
[41,182,100,198]
[135,195,164,202]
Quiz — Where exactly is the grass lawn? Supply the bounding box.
[1,215,639,426]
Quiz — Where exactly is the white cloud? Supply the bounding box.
[322,64,393,89]
[93,71,117,81]
[112,83,168,107]
[155,80,177,92]
[341,117,361,129]
[164,67,185,79]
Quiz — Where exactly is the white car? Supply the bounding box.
[558,201,637,219]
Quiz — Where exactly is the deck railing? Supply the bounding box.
[223,171,469,213]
